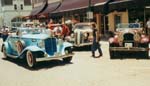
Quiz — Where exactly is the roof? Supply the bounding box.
[40,1,61,15]
[75,22,96,26]
[53,0,105,13]
[30,2,47,16]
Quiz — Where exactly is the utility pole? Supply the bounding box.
[87,0,93,22]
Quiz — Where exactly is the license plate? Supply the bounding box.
[125,43,133,47]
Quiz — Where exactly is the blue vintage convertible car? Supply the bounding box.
[1,28,74,68]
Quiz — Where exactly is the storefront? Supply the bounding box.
[29,0,149,35]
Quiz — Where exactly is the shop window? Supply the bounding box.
[24,0,31,5]
[1,0,13,6]
[114,15,121,29]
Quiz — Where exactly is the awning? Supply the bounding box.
[108,0,134,11]
[109,0,133,4]
[30,2,47,16]
[53,0,104,13]
[40,2,61,15]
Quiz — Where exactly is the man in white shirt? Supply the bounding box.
[146,18,150,35]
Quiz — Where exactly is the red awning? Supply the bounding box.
[40,2,61,15]
[53,0,106,13]
[30,2,47,16]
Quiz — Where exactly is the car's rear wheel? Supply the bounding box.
[63,57,72,63]
[26,51,36,68]
[2,46,8,59]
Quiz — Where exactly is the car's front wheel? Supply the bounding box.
[26,51,36,68]
[63,57,72,63]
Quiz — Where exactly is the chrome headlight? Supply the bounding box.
[57,39,63,45]
[38,40,45,48]
[134,33,140,41]
[65,50,69,54]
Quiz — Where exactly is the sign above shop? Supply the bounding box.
[87,11,93,19]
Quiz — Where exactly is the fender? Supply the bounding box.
[61,42,73,55]
[19,46,44,59]
[2,42,11,54]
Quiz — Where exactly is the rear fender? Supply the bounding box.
[1,42,11,54]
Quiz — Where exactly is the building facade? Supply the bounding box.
[30,0,150,35]
[0,0,32,27]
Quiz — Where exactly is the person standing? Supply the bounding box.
[91,23,103,58]
[146,18,150,35]
[2,26,9,42]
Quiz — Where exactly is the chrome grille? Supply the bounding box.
[123,33,134,42]
[123,33,134,47]
[45,38,57,55]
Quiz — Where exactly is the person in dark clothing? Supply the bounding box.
[91,24,103,58]
[2,30,9,42]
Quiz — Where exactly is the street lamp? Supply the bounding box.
[88,0,91,11]
[87,0,93,22]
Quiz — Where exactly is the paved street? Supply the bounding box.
[0,39,150,86]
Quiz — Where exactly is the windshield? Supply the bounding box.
[117,23,140,28]
[75,25,91,30]
[18,28,49,34]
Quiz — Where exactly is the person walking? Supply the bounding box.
[91,23,103,58]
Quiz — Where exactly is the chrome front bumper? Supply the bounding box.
[74,43,92,47]
[109,47,148,51]
[36,53,74,62]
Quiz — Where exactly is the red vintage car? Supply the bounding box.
[109,23,149,59]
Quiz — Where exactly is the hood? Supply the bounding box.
[22,33,50,39]
[74,28,92,33]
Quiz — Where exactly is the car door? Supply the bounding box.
[7,36,19,56]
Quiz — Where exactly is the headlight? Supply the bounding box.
[118,33,123,42]
[65,50,69,54]
[134,33,140,41]
[38,40,45,48]
[57,39,63,45]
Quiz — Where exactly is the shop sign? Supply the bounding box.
[87,11,93,19]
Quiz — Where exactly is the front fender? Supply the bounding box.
[19,46,44,59]
[23,46,44,52]
[63,42,73,48]
[61,42,73,55]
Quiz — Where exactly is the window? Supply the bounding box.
[14,4,17,10]
[32,0,46,4]
[20,4,23,10]
[1,0,13,6]
[24,0,31,5]
[114,15,121,29]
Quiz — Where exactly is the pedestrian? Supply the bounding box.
[146,18,150,35]
[62,24,70,38]
[2,28,9,42]
[91,23,103,58]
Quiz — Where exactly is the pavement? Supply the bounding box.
[0,39,150,86]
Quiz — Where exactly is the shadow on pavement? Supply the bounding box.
[2,57,73,71]
[110,53,150,60]
[73,45,91,51]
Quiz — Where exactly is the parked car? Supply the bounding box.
[67,22,94,47]
[49,24,70,38]
[1,27,74,68]
[109,23,149,59]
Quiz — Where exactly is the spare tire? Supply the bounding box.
[16,40,25,54]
